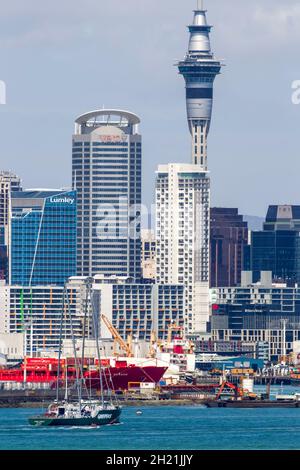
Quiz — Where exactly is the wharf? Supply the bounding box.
[1,391,300,409]
[0,390,209,408]
[204,400,300,408]
[0,397,206,409]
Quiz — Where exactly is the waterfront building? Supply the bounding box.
[0,276,184,354]
[0,171,22,281]
[72,109,142,281]
[141,229,156,281]
[10,189,77,286]
[195,339,256,357]
[155,4,223,335]
[93,275,185,341]
[0,332,24,364]
[210,271,300,361]
[0,278,84,354]
[210,208,248,288]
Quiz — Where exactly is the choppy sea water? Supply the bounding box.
[0,404,300,450]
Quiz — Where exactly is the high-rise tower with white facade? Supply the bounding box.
[0,171,22,281]
[156,3,222,335]
[156,164,210,333]
[73,110,142,280]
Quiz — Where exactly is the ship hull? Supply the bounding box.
[85,366,168,391]
[0,365,167,392]
[28,407,121,427]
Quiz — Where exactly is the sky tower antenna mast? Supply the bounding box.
[198,0,204,10]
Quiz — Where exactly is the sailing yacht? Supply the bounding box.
[28,278,122,427]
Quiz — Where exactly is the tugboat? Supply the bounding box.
[29,278,122,427]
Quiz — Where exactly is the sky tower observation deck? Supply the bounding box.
[177,2,223,169]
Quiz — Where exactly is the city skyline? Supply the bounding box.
[0,0,299,217]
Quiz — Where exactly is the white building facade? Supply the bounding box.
[0,278,86,355]
[93,275,185,341]
[156,163,210,334]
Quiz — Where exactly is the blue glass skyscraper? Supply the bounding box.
[10,190,77,286]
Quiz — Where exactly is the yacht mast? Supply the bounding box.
[56,286,66,402]
[65,288,83,410]
[89,278,105,407]
[78,278,92,404]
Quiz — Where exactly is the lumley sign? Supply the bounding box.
[49,196,75,205]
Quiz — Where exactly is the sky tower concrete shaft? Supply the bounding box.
[177,3,222,168]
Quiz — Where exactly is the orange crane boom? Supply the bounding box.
[101,314,133,357]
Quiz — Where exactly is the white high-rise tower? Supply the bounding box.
[156,163,210,333]
[156,2,222,334]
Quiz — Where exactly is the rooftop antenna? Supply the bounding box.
[197,0,204,10]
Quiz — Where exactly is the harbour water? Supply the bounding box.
[0,404,300,450]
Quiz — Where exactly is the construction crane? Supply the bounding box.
[101,314,133,357]
[148,331,158,358]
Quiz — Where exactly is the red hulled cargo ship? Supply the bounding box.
[0,357,167,391]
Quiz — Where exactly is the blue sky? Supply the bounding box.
[0,0,299,217]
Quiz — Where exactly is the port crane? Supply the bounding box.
[148,331,157,359]
[101,314,133,357]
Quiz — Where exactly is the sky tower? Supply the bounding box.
[178,1,223,168]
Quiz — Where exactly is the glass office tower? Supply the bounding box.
[210,208,248,287]
[247,205,300,285]
[10,190,77,286]
[72,109,142,280]
[250,230,300,285]
[264,205,300,231]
